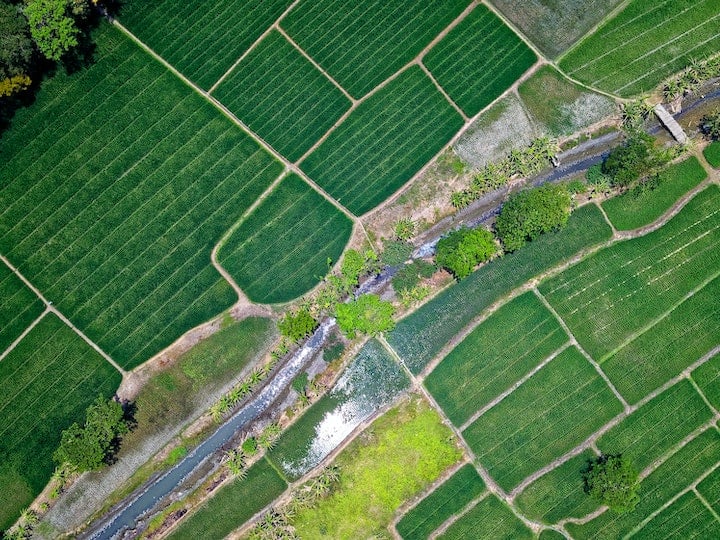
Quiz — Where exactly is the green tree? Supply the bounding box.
[0,1,34,90]
[340,248,366,289]
[583,454,640,513]
[335,294,395,338]
[436,227,496,279]
[701,108,720,140]
[278,308,318,342]
[601,133,656,187]
[24,0,79,61]
[495,184,571,252]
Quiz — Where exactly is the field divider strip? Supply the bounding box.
[479,0,547,65]
[418,61,468,121]
[0,308,49,362]
[533,288,629,411]
[427,491,491,540]
[0,254,125,375]
[458,342,572,432]
[694,487,720,524]
[207,0,303,94]
[594,201,618,236]
[688,376,720,417]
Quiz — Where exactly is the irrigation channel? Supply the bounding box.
[82,91,719,539]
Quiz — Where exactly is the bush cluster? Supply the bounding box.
[436,227,496,279]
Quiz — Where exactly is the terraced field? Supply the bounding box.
[217,174,352,304]
[0,263,44,354]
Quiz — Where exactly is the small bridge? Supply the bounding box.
[654,104,688,144]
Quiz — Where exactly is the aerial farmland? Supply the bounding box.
[1,0,719,538]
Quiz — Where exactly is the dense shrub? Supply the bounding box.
[335,294,395,338]
[602,133,655,187]
[436,227,496,279]
[392,259,435,292]
[381,239,413,266]
[278,308,318,342]
[583,454,640,513]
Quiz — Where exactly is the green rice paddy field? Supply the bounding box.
[438,495,533,540]
[0,263,44,355]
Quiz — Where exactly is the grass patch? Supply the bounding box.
[167,457,287,540]
[438,495,533,540]
[217,174,352,303]
[634,491,720,539]
[540,185,720,361]
[704,141,720,168]
[569,427,720,538]
[281,0,469,98]
[0,262,44,354]
[692,354,720,412]
[301,66,463,215]
[424,4,536,117]
[396,463,485,540]
[463,347,623,492]
[515,450,600,525]
[425,291,568,426]
[292,395,462,539]
[118,0,294,89]
[601,156,707,231]
[0,314,121,530]
[388,204,612,374]
[490,0,623,58]
[517,65,616,137]
[0,24,282,369]
[600,274,720,404]
[559,0,720,96]
[212,30,351,162]
[268,339,409,480]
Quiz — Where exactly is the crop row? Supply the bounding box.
[0,263,44,354]
[438,495,533,540]
[213,30,352,162]
[691,353,720,412]
[633,491,720,539]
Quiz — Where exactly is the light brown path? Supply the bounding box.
[0,308,48,362]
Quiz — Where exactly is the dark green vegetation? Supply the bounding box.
[212,30,351,162]
[336,294,395,338]
[281,0,469,98]
[392,259,435,293]
[396,464,485,540]
[438,495,533,540]
[0,314,121,530]
[0,25,282,368]
[425,292,568,426]
[435,226,496,279]
[698,466,720,514]
[168,457,287,540]
[463,347,623,491]
[704,141,720,168]
[119,0,294,89]
[540,186,720,363]
[601,156,707,230]
[560,0,720,96]
[278,308,317,342]
[423,4,536,117]
[268,339,409,480]
[301,66,463,215]
[388,204,612,374]
[0,262,44,353]
[217,174,351,304]
[490,0,624,58]
[692,354,720,411]
[583,454,640,513]
[634,491,720,539]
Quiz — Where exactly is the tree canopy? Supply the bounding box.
[24,0,81,61]
[583,454,640,513]
[278,308,318,342]
[436,227,496,279]
[0,2,33,80]
[335,294,395,338]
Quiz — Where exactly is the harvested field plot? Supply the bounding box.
[438,495,533,540]
[119,0,294,89]
[212,30,351,162]
[0,263,44,354]
[540,186,720,361]
[569,427,720,539]
[705,142,720,169]
[301,66,463,215]
[396,463,485,540]
[0,314,121,530]
[634,492,720,540]
[692,354,720,412]
[600,274,720,404]
[388,205,612,374]
[515,450,599,525]
[559,0,720,96]
[601,157,707,231]
[217,174,352,304]
[425,292,568,426]
[0,25,282,368]
[423,5,536,117]
[281,0,470,98]
[463,347,623,491]
[489,0,623,58]
[168,457,287,540]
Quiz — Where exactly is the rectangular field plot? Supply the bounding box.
[569,427,720,539]
[633,492,720,540]
[424,5,536,117]
[168,457,287,540]
[217,174,352,304]
[600,274,720,404]
[281,0,470,98]
[212,30,351,162]
[425,292,568,426]
[515,450,600,525]
[118,0,294,89]
[388,204,612,374]
[438,495,533,540]
[539,185,720,362]
[692,354,720,412]
[0,262,44,354]
[0,25,282,369]
[463,347,623,491]
[300,66,463,215]
[698,463,720,514]
[396,463,485,540]
[0,314,121,530]
[705,141,720,169]
[601,156,708,231]
[559,0,720,96]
